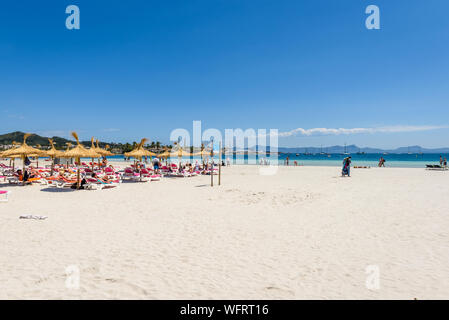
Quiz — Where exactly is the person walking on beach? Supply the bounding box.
[286,156,289,166]
[342,156,351,177]
[440,155,443,166]
[444,157,447,167]
[153,157,160,173]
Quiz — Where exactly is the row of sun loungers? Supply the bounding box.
[0,162,219,195]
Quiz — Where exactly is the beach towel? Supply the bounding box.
[19,215,48,220]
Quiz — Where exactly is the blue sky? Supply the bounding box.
[1,0,448,148]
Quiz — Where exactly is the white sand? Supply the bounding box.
[1,163,449,299]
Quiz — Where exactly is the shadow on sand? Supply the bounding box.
[40,187,77,193]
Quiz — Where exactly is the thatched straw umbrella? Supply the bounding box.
[124,138,153,180]
[94,139,115,169]
[169,147,192,166]
[194,145,212,167]
[1,141,19,170]
[157,147,171,164]
[45,139,64,176]
[95,139,114,156]
[62,132,100,189]
[2,134,47,178]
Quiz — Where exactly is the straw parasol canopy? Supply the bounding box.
[1,134,46,158]
[63,133,100,159]
[144,149,157,157]
[124,138,154,181]
[95,139,114,157]
[45,139,64,158]
[62,132,100,188]
[1,134,47,175]
[194,149,213,157]
[169,147,192,158]
[168,146,192,166]
[157,147,171,159]
[124,138,152,160]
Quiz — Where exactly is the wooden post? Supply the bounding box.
[218,141,222,185]
[77,157,80,189]
[210,139,214,187]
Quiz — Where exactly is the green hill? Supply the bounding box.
[0,131,71,147]
[0,131,168,154]
[0,131,113,149]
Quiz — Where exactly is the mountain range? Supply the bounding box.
[277,145,449,154]
[1,132,448,154]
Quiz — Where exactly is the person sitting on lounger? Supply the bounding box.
[17,169,23,181]
[71,178,87,189]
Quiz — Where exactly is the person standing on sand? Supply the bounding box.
[342,156,351,177]
[286,156,289,166]
[153,157,160,173]
[440,155,443,166]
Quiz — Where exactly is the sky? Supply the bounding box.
[0,0,448,148]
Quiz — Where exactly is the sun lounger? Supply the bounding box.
[85,177,119,190]
[0,190,11,202]
[7,176,19,184]
[122,168,149,182]
[426,164,448,171]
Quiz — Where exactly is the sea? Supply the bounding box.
[100,153,449,168]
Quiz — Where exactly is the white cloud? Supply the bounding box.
[277,125,448,137]
[103,128,120,132]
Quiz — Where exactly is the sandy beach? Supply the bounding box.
[1,163,449,299]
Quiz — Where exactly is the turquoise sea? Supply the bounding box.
[101,153,449,168]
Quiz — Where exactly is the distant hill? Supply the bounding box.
[0,131,169,154]
[0,131,105,148]
[278,144,449,154]
[0,131,73,148]
[2,131,449,154]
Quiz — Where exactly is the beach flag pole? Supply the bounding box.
[218,141,222,185]
[210,138,214,187]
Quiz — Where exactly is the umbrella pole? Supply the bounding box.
[51,157,54,176]
[77,157,80,189]
[92,157,94,173]
[219,141,222,185]
[139,158,142,182]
